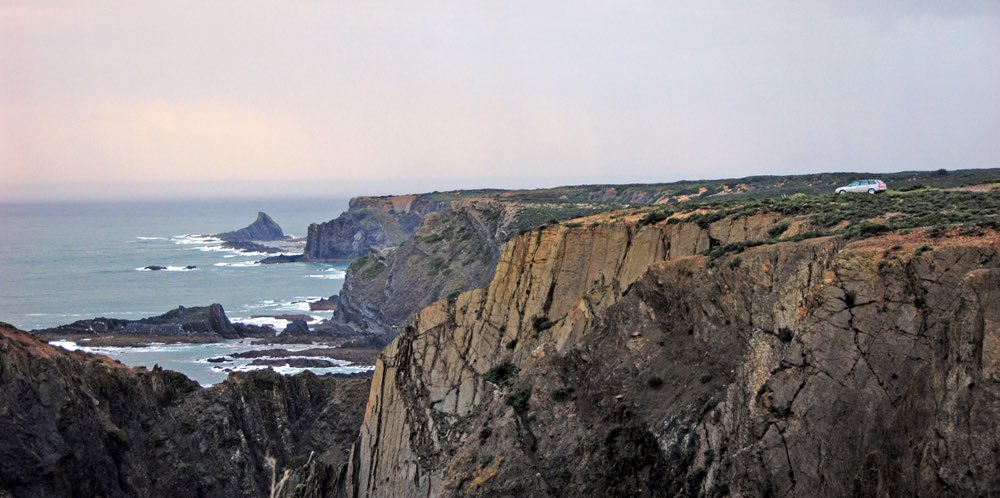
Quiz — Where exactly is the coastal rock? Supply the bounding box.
[308,296,338,311]
[33,304,244,340]
[300,195,453,261]
[145,265,167,271]
[325,199,607,342]
[296,217,1000,497]
[281,319,312,336]
[249,358,337,368]
[0,322,371,498]
[220,240,284,254]
[216,211,285,241]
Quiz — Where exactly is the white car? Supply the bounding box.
[835,179,887,195]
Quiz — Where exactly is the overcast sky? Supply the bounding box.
[1,1,998,201]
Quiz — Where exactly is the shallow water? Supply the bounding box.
[50,339,374,386]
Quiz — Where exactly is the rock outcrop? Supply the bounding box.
[289,212,1000,497]
[0,323,371,498]
[32,304,268,341]
[216,212,285,241]
[300,195,453,261]
[324,199,604,342]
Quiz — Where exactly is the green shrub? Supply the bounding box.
[552,386,575,401]
[479,427,492,444]
[767,223,790,238]
[532,316,556,331]
[638,210,668,226]
[485,362,518,386]
[506,386,532,413]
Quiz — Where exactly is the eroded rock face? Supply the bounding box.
[0,324,371,498]
[302,196,453,261]
[327,199,603,342]
[308,216,1000,497]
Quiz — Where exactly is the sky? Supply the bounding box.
[1,1,998,202]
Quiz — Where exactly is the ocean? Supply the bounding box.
[0,198,365,384]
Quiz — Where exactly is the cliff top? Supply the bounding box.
[347,168,1000,208]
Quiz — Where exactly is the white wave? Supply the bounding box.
[136,236,168,241]
[241,299,277,309]
[212,364,375,376]
[134,266,199,272]
[304,268,346,280]
[49,340,81,351]
[238,355,351,366]
[194,245,228,252]
[272,365,375,375]
[172,235,222,245]
[214,261,260,268]
[232,316,288,330]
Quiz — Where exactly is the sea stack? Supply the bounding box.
[215,212,285,241]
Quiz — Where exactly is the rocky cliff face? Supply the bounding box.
[303,213,1000,497]
[325,199,606,342]
[0,323,370,498]
[217,212,285,241]
[302,196,453,261]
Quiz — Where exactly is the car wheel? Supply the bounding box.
[837,189,846,195]
[868,188,875,194]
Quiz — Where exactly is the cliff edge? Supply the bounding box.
[293,202,1000,497]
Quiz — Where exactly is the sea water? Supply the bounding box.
[0,198,364,384]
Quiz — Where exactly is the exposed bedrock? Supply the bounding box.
[292,217,1000,497]
[31,304,269,340]
[0,323,371,498]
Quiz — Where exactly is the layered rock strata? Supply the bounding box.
[304,215,1000,497]
[325,199,604,342]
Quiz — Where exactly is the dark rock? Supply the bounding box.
[32,304,242,340]
[184,265,197,270]
[282,319,312,336]
[309,296,339,311]
[251,314,315,322]
[215,211,284,241]
[249,358,337,368]
[259,254,303,264]
[0,325,371,498]
[205,357,230,363]
[232,347,380,365]
[220,240,284,254]
[144,265,167,271]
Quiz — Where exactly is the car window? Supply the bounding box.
[849,181,857,186]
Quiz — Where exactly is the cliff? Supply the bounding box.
[289,201,1000,496]
[284,169,1000,264]
[300,196,453,261]
[0,323,371,497]
[217,212,285,241]
[324,199,605,341]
